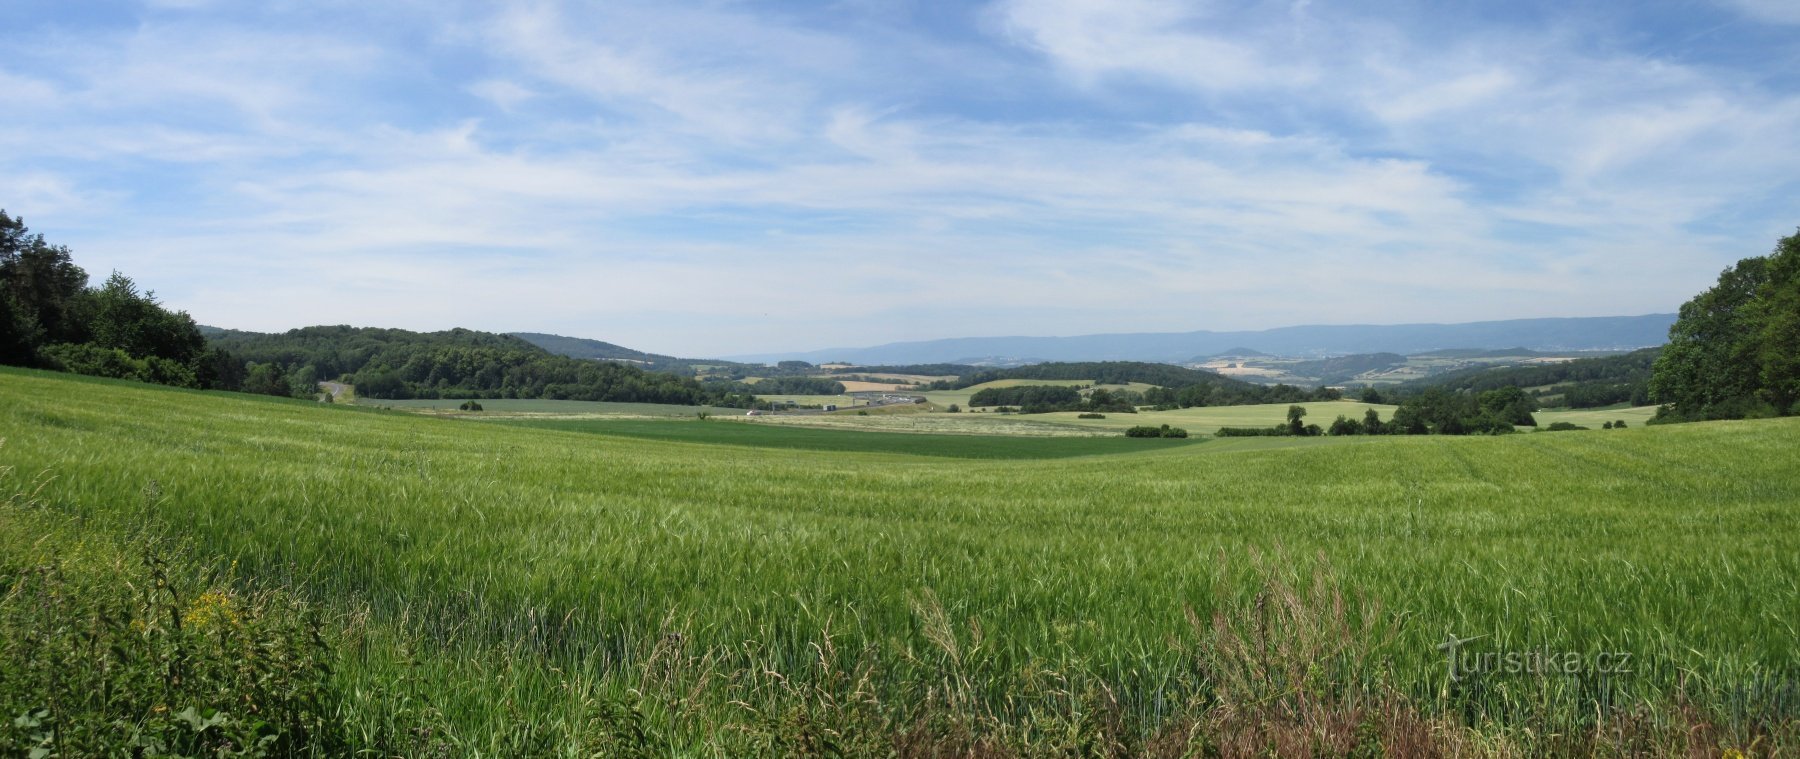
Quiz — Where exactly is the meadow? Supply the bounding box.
[494,418,1200,458]
[3,367,1797,755]
[360,397,734,417]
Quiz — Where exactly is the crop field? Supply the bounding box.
[361,397,727,417]
[494,418,1196,457]
[1533,405,1661,429]
[3,367,1798,754]
[1037,400,1397,431]
[920,379,1160,409]
[746,412,1110,436]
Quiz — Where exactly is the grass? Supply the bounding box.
[1532,404,1660,429]
[492,417,1202,458]
[1036,400,1397,432]
[3,366,1797,755]
[359,397,727,416]
[919,379,1158,408]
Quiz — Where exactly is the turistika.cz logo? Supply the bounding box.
[1437,633,1633,682]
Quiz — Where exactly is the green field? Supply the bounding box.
[1036,400,1396,431]
[3,367,1797,754]
[920,379,1159,409]
[1532,404,1661,429]
[495,418,1201,458]
[360,397,728,416]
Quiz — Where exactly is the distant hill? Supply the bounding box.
[1396,347,1662,408]
[509,332,662,363]
[509,332,768,376]
[728,315,1677,365]
[1201,347,1270,359]
[946,361,1251,390]
[1282,353,1408,385]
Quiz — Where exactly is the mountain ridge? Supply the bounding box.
[724,314,1678,365]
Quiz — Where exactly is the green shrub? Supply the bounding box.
[1125,424,1187,438]
[0,465,341,756]
[1077,412,1105,419]
[1540,421,1588,432]
[459,400,484,412]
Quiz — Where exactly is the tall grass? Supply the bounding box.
[2,367,1796,755]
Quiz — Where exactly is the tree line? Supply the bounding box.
[0,212,761,408]
[1219,388,1538,438]
[967,385,1139,413]
[1648,228,1800,423]
[1394,347,1658,409]
[1,211,227,389]
[212,326,758,405]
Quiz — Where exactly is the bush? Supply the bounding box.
[1216,426,1287,437]
[1540,421,1588,432]
[946,404,960,413]
[459,400,484,412]
[1125,424,1188,438]
[1078,412,1106,419]
[0,466,342,756]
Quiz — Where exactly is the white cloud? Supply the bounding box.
[467,79,537,111]
[2,0,1796,355]
[1719,0,1800,24]
[996,0,1316,91]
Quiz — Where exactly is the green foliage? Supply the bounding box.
[0,467,340,756]
[1541,421,1589,431]
[1651,229,1800,420]
[1123,424,1187,438]
[458,400,483,412]
[969,384,1081,409]
[241,362,296,398]
[0,211,222,392]
[212,325,753,407]
[1402,348,1659,409]
[0,210,90,358]
[39,342,199,388]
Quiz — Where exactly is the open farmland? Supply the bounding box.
[921,379,1161,409]
[1037,400,1398,432]
[362,397,729,417]
[1532,405,1661,429]
[3,368,1798,754]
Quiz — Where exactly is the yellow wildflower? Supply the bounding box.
[183,590,242,630]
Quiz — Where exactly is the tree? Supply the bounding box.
[1650,243,1777,413]
[1359,386,1384,404]
[0,210,91,361]
[1478,386,1538,426]
[1649,228,1800,420]
[1362,408,1384,435]
[85,272,205,365]
[1286,405,1307,436]
[1753,231,1800,412]
[242,362,295,398]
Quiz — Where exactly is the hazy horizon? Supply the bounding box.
[4,0,1798,356]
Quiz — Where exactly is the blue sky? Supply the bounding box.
[3,0,1798,357]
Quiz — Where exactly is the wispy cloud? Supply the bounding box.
[0,0,1795,356]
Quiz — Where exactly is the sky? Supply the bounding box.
[3,0,1798,357]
